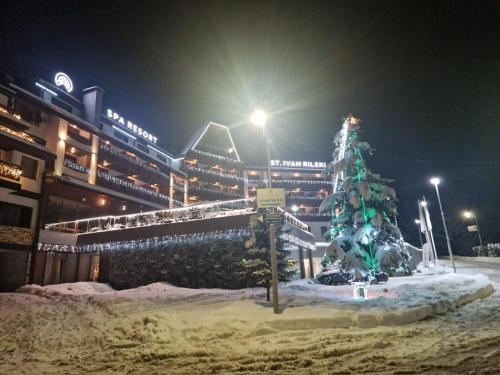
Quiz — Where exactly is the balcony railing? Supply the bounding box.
[189,184,243,199]
[99,144,171,185]
[64,159,91,175]
[189,148,243,166]
[96,171,183,207]
[67,128,93,146]
[0,160,22,181]
[183,165,243,182]
[45,198,255,234]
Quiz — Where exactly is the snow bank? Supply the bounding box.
[274,273,495,327]
[15,272,495,328]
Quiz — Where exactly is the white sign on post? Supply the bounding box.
[256,188,286,209]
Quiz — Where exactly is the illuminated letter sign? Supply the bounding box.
[54,72,73,93]
[106,109,158,144]
[270,160,326,169]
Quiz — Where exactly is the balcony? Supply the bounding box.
[0,123,45,146]
[188,148,243,168]
[96,171,183,207]
[67,127,93,146]
[0,160,22,182]
[183,165,243,184]
[99,144,170,185]
[189,184,244,200]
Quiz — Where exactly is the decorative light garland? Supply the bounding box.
[190,148,242,165]
[38,228,253,254]
[0,106,22,120]
[279,233,316,251]
[189,184,243,198]
[97,171,184,206]
[64,159,93,175]
[248,179,329,185]
[99,144,171,180]
[0,161,22,181]
[183,165,243,181]
[0,124,34,143]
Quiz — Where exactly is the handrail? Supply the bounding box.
[276,206,311,232]
[45,198,257,234]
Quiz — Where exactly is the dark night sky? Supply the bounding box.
[2,0,500,250]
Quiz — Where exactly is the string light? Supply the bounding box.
[190,148,242,165]
[0,161,22,181]
[38,228,253,254]
[183,165,244,181]
[0,124,34,143]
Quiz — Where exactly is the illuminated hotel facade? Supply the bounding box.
[0,71,330,291]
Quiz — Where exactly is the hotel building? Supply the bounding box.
[0,72,186,290]
[0,70,330,291]
[244,160,331,251]
[179,122,245,204]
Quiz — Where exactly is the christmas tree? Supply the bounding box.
[320,115,409,278]
[241,214,295,301]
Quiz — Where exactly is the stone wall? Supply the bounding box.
[107,238,249,290]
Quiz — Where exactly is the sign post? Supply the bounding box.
[256,188,285,314]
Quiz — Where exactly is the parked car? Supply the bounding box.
[316,270,352,285]
[361,271,389,284]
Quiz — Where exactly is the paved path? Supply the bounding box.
[440,257,500,283]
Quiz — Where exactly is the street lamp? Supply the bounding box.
[250,109,279,314]
[291,204,298,214]
[463,210,485,256]
[250,109,271,188]
[430,177,456,272]
[414,219,423,247]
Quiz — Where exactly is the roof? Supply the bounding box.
[178,122,241,161]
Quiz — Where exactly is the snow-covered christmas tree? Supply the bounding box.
[320,115,410,278]
[241,215,295,301]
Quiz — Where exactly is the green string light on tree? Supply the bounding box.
[320,115,411,277]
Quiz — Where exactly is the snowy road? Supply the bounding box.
[448,257,500,282]
[0,260,498,374]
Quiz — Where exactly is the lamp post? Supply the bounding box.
[251,110,279,313]
[250,110,271,188]
[430,177,456,273]
[414,219,423,247]
[463,210,485,256]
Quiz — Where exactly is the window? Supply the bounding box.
[137,143,149,154]
[13,100,43,125]
[21,156,38,179]
[114,131,128,143]
[0,202,32,228]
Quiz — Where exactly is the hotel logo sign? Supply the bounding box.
[106,109,158,144]
[54,72,73,93]
[270,160,326,169]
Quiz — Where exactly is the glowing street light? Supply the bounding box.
[430,177,440,185]
[250,109,268,127]
[430,177,456,272]
[414,219,423,247]
[463,210,485,256]
[291,204,298,214]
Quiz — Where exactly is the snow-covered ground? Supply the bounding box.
[0,259,499,374]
